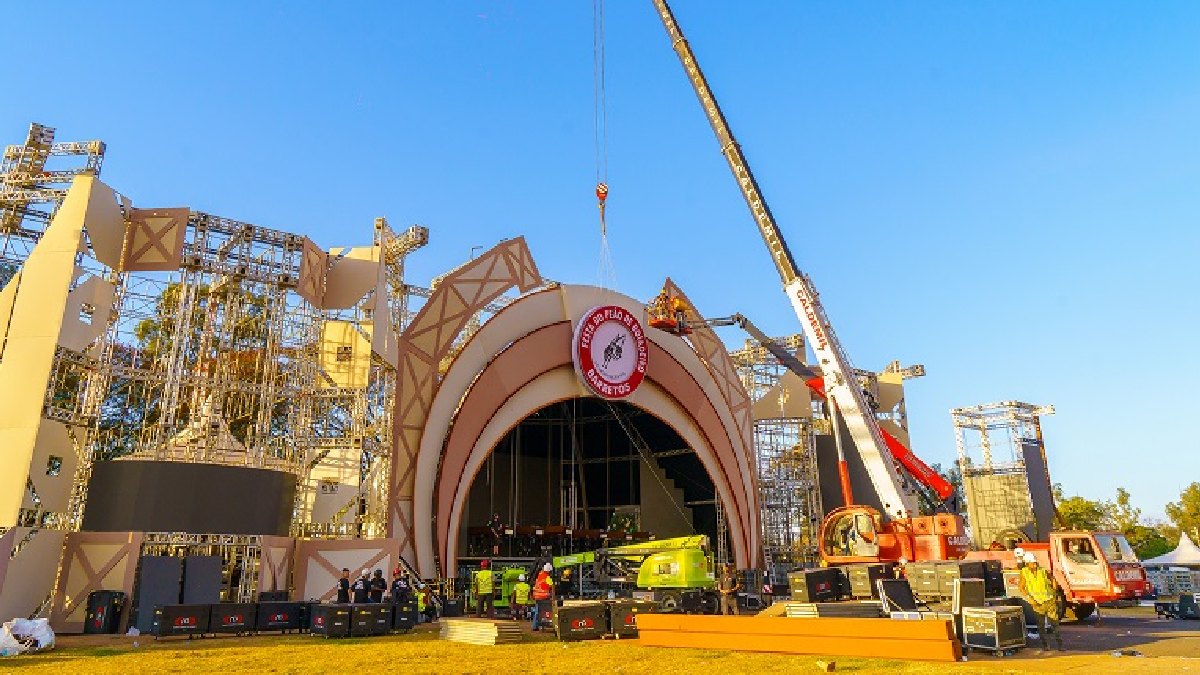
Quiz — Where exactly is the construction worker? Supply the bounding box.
[559,566,576,599]
[510,573,532,621]
[1017,552,1063,652]
[531,563,555,631]
[488,513,505,556]
[415,582,427,622]
[474,560,496,619]
[351,569,370,604]
[419,583,438,623]
[336,568,351,603]
[369,569,387,602]
[717,564,741,615]
[391,570,412,604]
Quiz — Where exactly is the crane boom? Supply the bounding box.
[700,314,955,504]
[652,0,916,517]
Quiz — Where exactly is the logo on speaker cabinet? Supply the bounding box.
[572,305,648,400]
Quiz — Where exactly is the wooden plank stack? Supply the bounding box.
[439,618,524,646]
[783,602,882,618]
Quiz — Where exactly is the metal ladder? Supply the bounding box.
[714,500,729,567]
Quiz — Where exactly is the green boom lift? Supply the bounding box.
[553,535,718,612]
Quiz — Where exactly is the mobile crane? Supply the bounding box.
[650,1,968,565]
[648,307,957,510]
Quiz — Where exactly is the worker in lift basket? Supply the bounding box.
[474,559,496,619]
[1017,553,1064,653]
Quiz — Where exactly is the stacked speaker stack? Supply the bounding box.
[150,601,418,639]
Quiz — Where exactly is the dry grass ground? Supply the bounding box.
[2,608,1197,674]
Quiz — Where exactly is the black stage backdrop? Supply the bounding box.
[82,460,296,536]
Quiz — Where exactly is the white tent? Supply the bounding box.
[1143,532,1200,568]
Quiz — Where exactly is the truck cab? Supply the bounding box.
[1051,531,1148,603]
[969,530,1149,620]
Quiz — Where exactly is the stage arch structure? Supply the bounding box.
[390,250,760,577]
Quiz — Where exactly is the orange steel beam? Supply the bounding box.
[636,614,962,663]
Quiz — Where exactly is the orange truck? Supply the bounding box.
[965,530,1149,620]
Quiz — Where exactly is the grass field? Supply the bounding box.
[0,625,1193,675]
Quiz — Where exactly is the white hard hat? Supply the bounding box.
[1023,553,1038,564]
[518,574,526,582]
[361,568,370,575]
[543,563,553,572]
[1013,547,1025,558]
[898,557,908,565]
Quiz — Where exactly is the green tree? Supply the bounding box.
[1053,484,1109,531]
[1106,487,1140,532]
[1098,487,1173,559]
[927,462,966,515]
[1125,524,1171,560]
[94,281,283,459]
[1166,483,1200,541]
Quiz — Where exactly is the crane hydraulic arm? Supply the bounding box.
[692,314,955,505]
[651,0,916,518]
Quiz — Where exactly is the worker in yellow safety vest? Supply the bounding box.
[1017,552,1063,652]
[473,559,496,619]
[510,574,532,621]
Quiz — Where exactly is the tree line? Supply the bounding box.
[1055,483,1200,560]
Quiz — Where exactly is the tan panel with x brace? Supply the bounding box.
[387,238,541,565]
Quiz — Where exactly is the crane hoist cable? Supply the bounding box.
[593,0,609,203]
[593,0,616,289]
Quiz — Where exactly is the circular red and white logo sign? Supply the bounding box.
[572,305,648,400]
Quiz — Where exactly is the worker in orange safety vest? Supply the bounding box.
[531,563,555,631]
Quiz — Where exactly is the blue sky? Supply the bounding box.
[4,2,1197,520]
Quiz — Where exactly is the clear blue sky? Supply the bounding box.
[4,2,1197,520]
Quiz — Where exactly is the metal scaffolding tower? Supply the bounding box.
[731,333,823,574]
[4,122,429,541]
[0,122,105,283]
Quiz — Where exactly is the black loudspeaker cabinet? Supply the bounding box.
[554,603,607,641]
[135,556,183,634]
[181,556,223,604]
[368,604,392,635]
[309,604,351,638]
[962,606,1026,652]
[606,599,657,637]
[350,605,376,637]
[152,604,211,638]
[258,590,289,602]
[442,599,463,617]
[905,562,940,599]
[937,561,986,598]
[680,590,708,614]
[535,602,554,628]
[392,601,418,631]
[846,564,891,599]
[983,560,1005,597]
[84,590,126,634]
[788,568,845,603]
[256,601,303,632]
[297,601,317,631]
[208,603,257,634]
